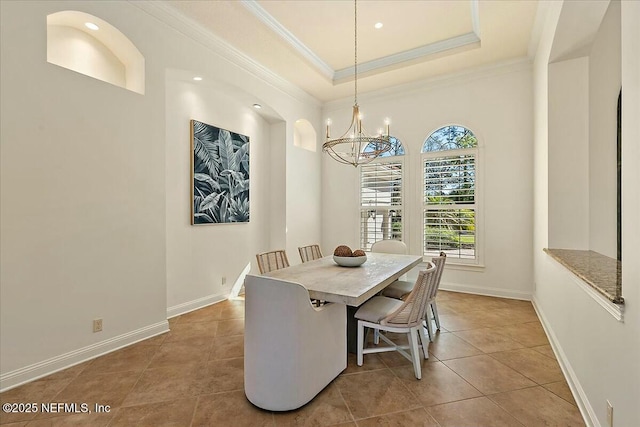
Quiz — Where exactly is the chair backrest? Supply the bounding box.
[298,244,323,263]
[244,274,346,411]
[370,239,407,254]
[382,262,437,327]
[428,253,447,300]
[256,250,290,274]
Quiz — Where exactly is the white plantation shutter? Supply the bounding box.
[423,155,475,204]
[423,207,476,259]
[360,159,403,252]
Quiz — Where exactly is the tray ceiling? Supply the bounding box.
[164,0,539,102]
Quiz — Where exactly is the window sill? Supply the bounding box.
[544,248,624,321]
[421,257,485,271]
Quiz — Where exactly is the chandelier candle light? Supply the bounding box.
[323,0,392,167]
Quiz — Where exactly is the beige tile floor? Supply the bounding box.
[0,291,585,426]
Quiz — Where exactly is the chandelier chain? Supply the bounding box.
[354,0,358,106]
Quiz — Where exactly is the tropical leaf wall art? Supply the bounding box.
[191,120,250,224]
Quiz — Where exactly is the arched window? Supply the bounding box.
[360,137,405,252]
[363,136,405,157]
[422,125,479,261]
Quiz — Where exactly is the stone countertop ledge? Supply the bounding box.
[544,248,624,304]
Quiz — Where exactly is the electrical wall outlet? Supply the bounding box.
[607,400,613,427]
[221,276,227,285]
[93,318,103,333]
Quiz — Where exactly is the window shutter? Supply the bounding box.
[423,153,476,259]
[360,161,403,251]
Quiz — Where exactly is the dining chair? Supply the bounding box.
[371,239,409,283]
[382,252,447,341]
[244,274,346,410]
[256,250,290,274]
[369,239,409,343]
[370,239,407,254]
[298,244,323,263]
[297,244,327,306]
[355,262,437,380]
[258,248,323,306]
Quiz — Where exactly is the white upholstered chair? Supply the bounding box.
[298,244,323,263]
[256,250,289,274]
[370,239,408,254]
[382,253,447,341]
[355,263,437,380]
[244,274,346,411]
[371,239,410,282]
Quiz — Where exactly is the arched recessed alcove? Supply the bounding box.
[47,11,145,94]
[293,119,317,152]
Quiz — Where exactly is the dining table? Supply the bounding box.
[265,252,423,352]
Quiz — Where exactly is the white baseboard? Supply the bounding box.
[532,297,598,427]
[440,281,532,301]
[166,292,229,319]
[0,320,169,393]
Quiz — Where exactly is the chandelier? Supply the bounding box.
[323,0,392,167]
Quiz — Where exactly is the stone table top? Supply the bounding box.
[265,253,423,307]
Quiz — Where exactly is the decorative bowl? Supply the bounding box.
[333,255,367,267]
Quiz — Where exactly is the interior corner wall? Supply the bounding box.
[588,0,620,259]
[269,122,287,253]
[165,75,272,312]
[548,57,590,250]
[322,64,534,299]
[285,130,323,262]
[532,1,640,426]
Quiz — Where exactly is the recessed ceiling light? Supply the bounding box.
[374,22,383,29]
[193,76,203,81]
[253,104,262,109]
[85,22,99,31]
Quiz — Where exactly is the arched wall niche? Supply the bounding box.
[47,11,145,94]
[293,119,317,152]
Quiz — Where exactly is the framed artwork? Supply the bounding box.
[191,119,250,224]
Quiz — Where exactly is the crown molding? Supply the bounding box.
[333,32,480,83]
[129,0,321,107]
[240,0,334,81]
[242,0,482,85]
[323,57,532,112]
[471,0,481,38]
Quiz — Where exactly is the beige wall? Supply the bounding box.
[532,1,640,426]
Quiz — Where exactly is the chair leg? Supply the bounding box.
[357,321,364,366]
[374,328,380,345]
[424,311,434,342]
[408,328,422,379]
[418,324,429,360]
[432,302,441,331]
